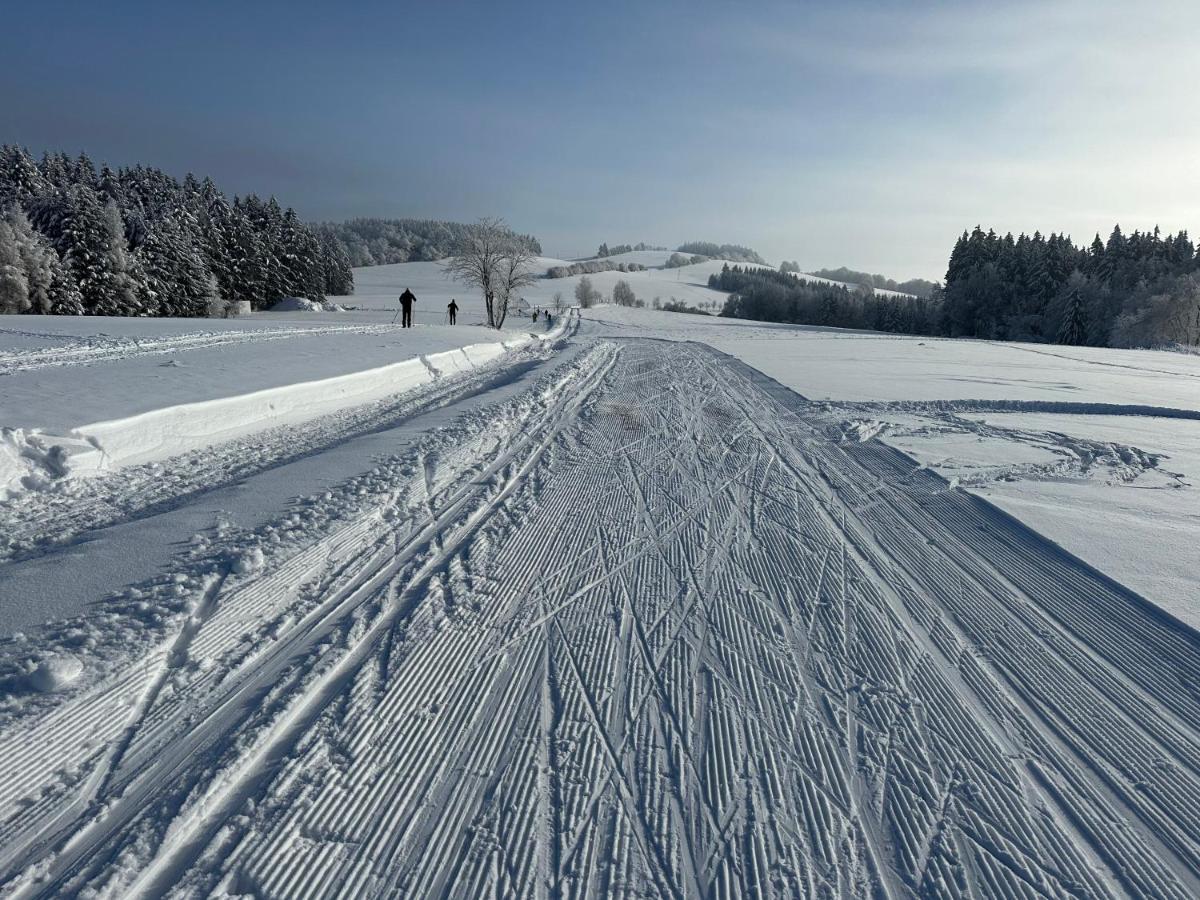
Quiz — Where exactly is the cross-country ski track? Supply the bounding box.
[3,335,1200,898]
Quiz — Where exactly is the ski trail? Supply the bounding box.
[0,343,557,565]
[94,566,232,800]
[0,323,414,375]
[3,338,1200,898]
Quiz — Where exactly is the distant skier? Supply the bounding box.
[544,312,553,329]
[398,288,416,328]
[532,309,539,323]
[447,298,458,325]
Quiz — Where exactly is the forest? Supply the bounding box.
[942,225,1200,346]
[807,266,939,299]
[545,259,646,278]
[714,265,938,334]
[677,242,766,265]
[595,242,665,257]
[320,218,541,268]
[0,145,352,316]
[722,227,1200,349]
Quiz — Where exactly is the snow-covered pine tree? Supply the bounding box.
[0,146,47,203]
[100,199,145,314]
[1056,286,1087,345]
[317,227,354,295]
[278,206,323,301]
[0,214,30,313]
[136,209,220,316]
[1,204,62,313]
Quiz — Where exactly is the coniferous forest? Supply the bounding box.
[0,145,353,316]
[317,219,541,268]
[941,225,1199,347]
[714,265,939,335]
[722,227,1200,348]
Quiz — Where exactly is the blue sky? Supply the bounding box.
[4,0,1196,279]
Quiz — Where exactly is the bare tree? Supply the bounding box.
[443,217,535,328]
[493,242,538,329]
[575,275,599,309]
[553,290,564,312]
[612,279,636,307]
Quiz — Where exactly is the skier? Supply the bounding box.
[544,311,553,329]
[398,288,416,328]
[532,309,539,323]
[447,298,458,325]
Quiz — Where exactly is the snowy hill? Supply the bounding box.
[337,255,735,315]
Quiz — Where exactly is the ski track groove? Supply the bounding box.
[1,338,1199,897]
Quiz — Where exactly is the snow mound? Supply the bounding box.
[232,547,265,575]
[268,297,347,312]
[269,297,322,312]
[842,419,887,442]
[29,654,83,692]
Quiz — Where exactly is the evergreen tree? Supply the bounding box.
[317,228,354,295]
[0,215,29,313]
[1,204,61,313]
[136,210,219,316]
[1056,285,1087,345]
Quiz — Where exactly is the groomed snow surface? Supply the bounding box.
[2,261,1200,898]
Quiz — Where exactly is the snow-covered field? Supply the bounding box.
[2,261,1200,897]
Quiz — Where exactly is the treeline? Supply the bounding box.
[0,145,351,317]
[319,218,541,268]
[596,242,664,257]
[677,242,765,264]
[713,265,938,334]
[546,259,646,278]
[809,266,939,299]
[944,225,1199,346]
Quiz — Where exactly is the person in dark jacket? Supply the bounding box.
[398,288,416,328]
[447,299,458,324]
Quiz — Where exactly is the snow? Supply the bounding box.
[585,304,1200,408]
[338,255,734,317]
[0,312,557,495]
[581,304,1200,626]
[946,412,1199,625]
[268,296,323,312]
[2,257,1200,897]
[27,654,83,693]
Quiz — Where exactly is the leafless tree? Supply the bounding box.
[493,242,538,329]
[612,279,636,307]
[575,275,599,309]
[443,217,535,328]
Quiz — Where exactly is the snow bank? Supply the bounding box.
[268,297,347,313]
[269,297,322,312]
[3,317,571,494]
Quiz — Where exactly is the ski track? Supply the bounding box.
[0,341,559,564]
[0,324,412,376]
[2,339,1200,898]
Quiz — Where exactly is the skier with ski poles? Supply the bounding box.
[396,288,416,328]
